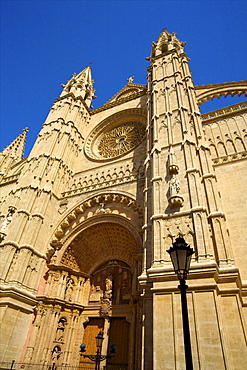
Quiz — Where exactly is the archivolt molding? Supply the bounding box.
[50,192,143,249]
[195,81,247,104]
[57,219,142,274]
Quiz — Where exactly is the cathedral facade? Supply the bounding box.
[0,30,247,369]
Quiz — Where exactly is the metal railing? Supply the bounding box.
[0,361,94,370]
[0,361,127,370]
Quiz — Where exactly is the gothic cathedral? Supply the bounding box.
[0,30,247,369]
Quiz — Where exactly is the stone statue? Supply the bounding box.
[51,346,61,362]
[127,76,134,84]
[104,275,113,299]
[64,278,74,301]
[55,318,66,342]
[169,174,180,196]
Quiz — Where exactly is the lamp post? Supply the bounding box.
[79,331,116,370]
[167,237,194,370]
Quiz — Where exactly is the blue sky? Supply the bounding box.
[1,0,246,156]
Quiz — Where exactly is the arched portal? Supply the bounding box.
[26,218,143,370]
[60,220,141,274]
[60,221,142,370]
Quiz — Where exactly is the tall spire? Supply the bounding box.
[1,127,28,159]
[60,66,95,108]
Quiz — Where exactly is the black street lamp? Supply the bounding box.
[79,331,116,370]
[167,237,194,370]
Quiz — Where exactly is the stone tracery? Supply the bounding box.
[98,122,146,159]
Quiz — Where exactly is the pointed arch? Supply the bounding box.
[217,142,227,157]
[209,144,218,158]
[235,137,245,152]
[226,139,236,155]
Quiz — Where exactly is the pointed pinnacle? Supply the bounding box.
[2,128,28,159]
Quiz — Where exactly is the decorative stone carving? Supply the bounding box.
[99,297,112,317]
[62,162,145,197]
[127,76,134,84]
[169,174,180,196]
[51,192,143,248]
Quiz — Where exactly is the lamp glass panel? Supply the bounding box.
[176,249,187,271]
[185,253,192,272]
[96,333,104,348]
[170,249,179,271]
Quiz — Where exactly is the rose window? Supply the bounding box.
[97,122,145,159]
[84,110,147,161]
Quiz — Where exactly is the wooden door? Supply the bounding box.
[79,318,104,369]
[106,318,130,370]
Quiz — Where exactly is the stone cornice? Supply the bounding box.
[0,283,37,312]
[47,263,90,278]
[35,295,84,312]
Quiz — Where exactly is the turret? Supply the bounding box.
[143,29,234,278]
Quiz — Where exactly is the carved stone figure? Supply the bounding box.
[55,318,66,342]
[169,174,180,196]
[127,76,134,84]
[51,345,62,362]
[64,278,74,301]
[104,275,113,299]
